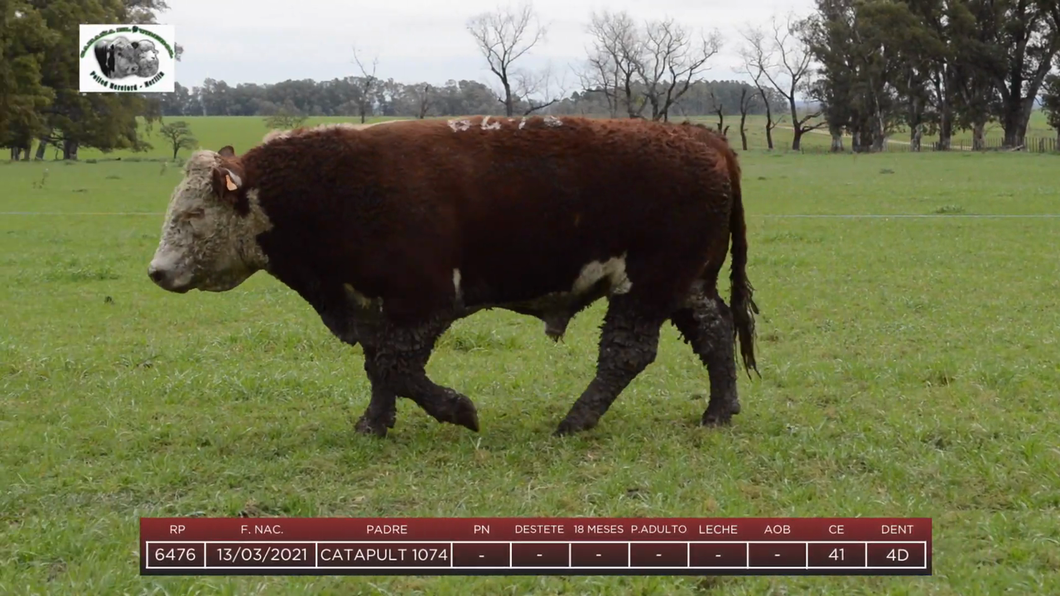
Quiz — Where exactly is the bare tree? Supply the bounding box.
[638,19,722,121]
[576,56,619,117]
[585,10,644,119]
[513,62,568,115]
[708,89,729,135]
[467,2,547,117]
[742,14,822,150]
[737,87,757,151]
[739,26,782,150]
[352,46,379,124]
[411,84,432,119]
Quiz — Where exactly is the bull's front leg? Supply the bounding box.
[354,345,397,437]
[355,317,479,437]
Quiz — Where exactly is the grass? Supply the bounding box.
[1,116,1059,595]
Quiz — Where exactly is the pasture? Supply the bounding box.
[2,116,1059,596]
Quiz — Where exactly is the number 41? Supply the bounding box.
[829,548,845,561]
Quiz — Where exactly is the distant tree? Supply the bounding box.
[512,62,567,114]
[801,0,917,152]
[159,120,197,160]
[411,83,432,119]
[736,87,757,150]
[352,46,379,123]
[1043,70,1060,144]
[1,1,56,160]
[19,0,161,160]
[739,26,783,150]
[637,18,722,122]
[583,11,720,122]
[263,104,307,131]
[708,89,729,135]
[584,10,643,118]
[743,14,824,150]
[972,0,1060,147]
[467,2,547,116]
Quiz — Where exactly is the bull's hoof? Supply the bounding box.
[450,395,480,432]
[354,415,390,438]
[554,414,597,436]
[701,400,740,427]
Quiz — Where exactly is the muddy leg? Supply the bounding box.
[353,345,397,437]
[671,293,740,426]
[355,320,479,437]
[555,297,664,435]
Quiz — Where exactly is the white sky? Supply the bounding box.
[162,0,815,91]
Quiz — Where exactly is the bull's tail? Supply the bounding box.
[723,148,759,377]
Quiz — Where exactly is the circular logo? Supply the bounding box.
[91,33,162,81]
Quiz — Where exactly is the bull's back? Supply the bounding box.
[362,116,734,304]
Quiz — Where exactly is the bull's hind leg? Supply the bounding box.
[555,295,665,435]
[355,318,479,437]
[671,291,740,426]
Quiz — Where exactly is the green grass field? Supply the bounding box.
[2,116,1059,595]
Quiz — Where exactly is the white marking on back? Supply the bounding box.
[544,115,563,127]
[448,119,471,132]
[453,269,462,300]
[572,253,631,296]
[262,122,360,145]
[518,117,528,130]
[481,116,502,130]
[262,130,290,144]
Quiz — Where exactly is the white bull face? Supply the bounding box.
[148,147,272,293]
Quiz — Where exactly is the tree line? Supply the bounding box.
[0,0,184,160]
[798,0,1060,151]
[3,0,1058,161]
[157,78,786,124]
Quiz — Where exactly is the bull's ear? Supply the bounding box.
[212,166,243,202]
[218,145,236,158]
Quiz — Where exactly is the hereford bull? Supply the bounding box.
[147,116,759,437]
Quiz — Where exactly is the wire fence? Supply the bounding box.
[796,135,1060,154]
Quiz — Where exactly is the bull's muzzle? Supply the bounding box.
[147,259,192,293]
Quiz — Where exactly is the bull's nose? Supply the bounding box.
[148,261,192,293]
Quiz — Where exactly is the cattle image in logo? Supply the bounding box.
[93,35,160,79]
[147,116,759,438]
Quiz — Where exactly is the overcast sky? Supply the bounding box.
[163,0,815,92]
